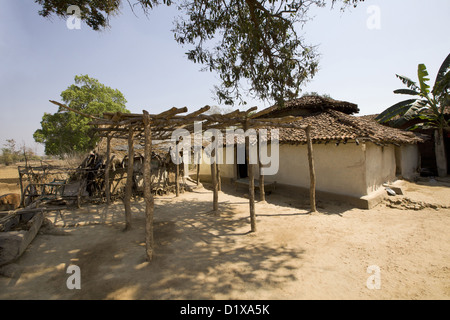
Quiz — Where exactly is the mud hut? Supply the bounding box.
[198,96,425,208]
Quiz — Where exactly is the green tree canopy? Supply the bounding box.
[34,0,362,106]
[34,74,129,156]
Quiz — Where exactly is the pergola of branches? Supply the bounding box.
[49,100,316,262]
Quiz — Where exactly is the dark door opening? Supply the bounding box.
[237,162,248,179]
[236,145,249,179]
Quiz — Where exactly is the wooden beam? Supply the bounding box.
[154,106,188,119]
[248,105,279,119]
[143,111,155,262]
[49,100,103,120]
[245,106,258,115]
[185,105,211,118]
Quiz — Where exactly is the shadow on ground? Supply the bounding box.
[1,193,305,300]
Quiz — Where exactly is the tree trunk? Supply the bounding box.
[306,126,317,213]
[124,125,134,230]
[435,128,448,177]
[143,111,154,261]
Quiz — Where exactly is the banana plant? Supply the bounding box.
[376,53,450,177]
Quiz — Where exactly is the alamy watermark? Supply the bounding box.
[366,265,381,290]
[66,5,81,30]
[366,5,381,30]
[170,122,280,176]
[66,265,81,289]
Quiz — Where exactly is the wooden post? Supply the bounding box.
[124,125,134,230]
[257,133,265,202]
[245,121,256,232]
[105,134,111,205]
[211,137,218,212]
[216,150,221,192]
[175,141,180,197]
[143,111,154,261]
[306,126,317,213]
[77,175,86,209]
[196,151,201,186]
[18,167,24,207]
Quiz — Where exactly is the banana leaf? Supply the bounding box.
[395,74,419,91]
[434,53,450,85]
[391,100,428,127]
[393,88,420,95]
[375,99,418,123]
[417,63,431,95]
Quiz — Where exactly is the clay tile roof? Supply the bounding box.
[270,110,425,145]
[256,96,425,145]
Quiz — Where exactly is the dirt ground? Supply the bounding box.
[0,164,449,300]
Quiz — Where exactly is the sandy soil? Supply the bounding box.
[0,166,449,300]
[0,165,22,196]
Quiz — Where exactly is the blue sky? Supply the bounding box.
[0,0,449,155]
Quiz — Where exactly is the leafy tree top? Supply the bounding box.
[34,74,129,156]
[34,0,363,106]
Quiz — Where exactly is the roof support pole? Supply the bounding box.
[244,120,257,232]
[175,141,180,197]
[124,125,134,230]
[306,125,317,213]
[210,137,219,213]
[216,150,221,192]
[143,111,155,261]
[105,134,111,205]
[196,152,201,186]
[257,133,265,202]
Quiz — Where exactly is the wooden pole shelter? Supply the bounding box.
[306,125,317,213]
[124,125,134,230]
[143,111,154,261]
[49,100,315,259]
